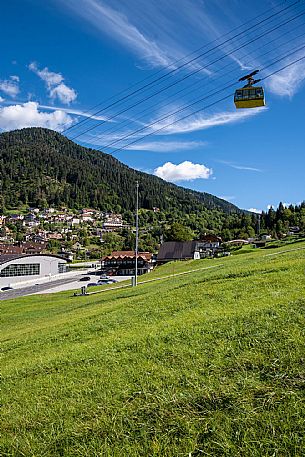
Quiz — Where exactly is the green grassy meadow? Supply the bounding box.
[1,244,305,456]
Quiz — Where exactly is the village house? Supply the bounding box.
[47,233,63,241]
[102,251,155,276]
[9,214,24,222]
[157,235,222,264]
[102,213,123,232]
[0,242,47,255]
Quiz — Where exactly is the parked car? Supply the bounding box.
[1,286,13,291]
[100,274,110,279]
[87,282,98,287]
[98,278,118,285]
[79,276,91,281]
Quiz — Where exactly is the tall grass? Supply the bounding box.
[1,244,305,456]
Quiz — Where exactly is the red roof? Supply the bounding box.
[102,251,152,261]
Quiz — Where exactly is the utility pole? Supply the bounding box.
[257,213,261,237]
[134,181,139,286]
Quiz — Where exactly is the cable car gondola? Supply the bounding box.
[234,70,265,109]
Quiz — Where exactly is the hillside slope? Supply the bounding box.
[0,127,240,213]
[1,244,305,455]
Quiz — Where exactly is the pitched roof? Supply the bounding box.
[102,251,152,261]
[157,241,197,261]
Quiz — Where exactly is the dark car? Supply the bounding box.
[1,286,13,291]
[87,282,98,287]
[79,276,91,281]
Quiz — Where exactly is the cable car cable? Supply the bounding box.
[69,7,305,141]
[105,52,305,156]
[63,1,302,135]
[62,0,299,134]
[91,24,305,143]
[99,42,305,150]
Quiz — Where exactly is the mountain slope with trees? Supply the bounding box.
[0,127,240,213]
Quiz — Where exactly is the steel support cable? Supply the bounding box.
[64,1,302,136]
[63,0,299,134]
[105,52,305,156]
[69,8,305,141]
[97,42,305,150]
[91,24,305,143]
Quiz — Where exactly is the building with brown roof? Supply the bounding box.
[102,251,154,276]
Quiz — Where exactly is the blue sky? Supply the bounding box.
[1,0,305,212]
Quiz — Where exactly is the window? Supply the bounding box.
[0,263,40,277]
[234,90,243,100]
[256,88,263,98]
[58,263,66,274]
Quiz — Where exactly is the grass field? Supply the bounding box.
[1,243,305,456]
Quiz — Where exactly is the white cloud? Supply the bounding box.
[10,75,20,82]
[0,102,74,132]
[49,83,77,104]
[0,96,4,103]
[29,62,77,104]
[125,140,207,152]
[248,208,262,214]
[29,62,64,87]
[0,77,20,97]
[154,160,212,182]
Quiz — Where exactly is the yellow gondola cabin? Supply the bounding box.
[234,86,265,109]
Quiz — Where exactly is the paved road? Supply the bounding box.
[0,274,132,301]
[0,273,89,301]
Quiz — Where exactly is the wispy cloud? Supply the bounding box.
[150,108,265,135]
[76,106,265,148]
[39,104,109,121]
[125,140,207,152]
[266,57,305,97]
[0,76,20,98]
[59,0,173,68]
[154,160,212,182]
[219,160,263,172]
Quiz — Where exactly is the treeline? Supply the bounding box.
[260,202,305,235]
[0,127,240,214]
[0,128,303,247]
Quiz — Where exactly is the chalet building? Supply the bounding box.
[0,242,46,255]
[102,251,154,276]
[102,213,123,232]
[0,245,23,255]
[157,235,222,264]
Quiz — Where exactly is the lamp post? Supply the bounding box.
[134,181,139,287]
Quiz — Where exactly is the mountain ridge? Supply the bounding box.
[0,127,241,214]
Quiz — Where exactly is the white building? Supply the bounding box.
[0,254,68,289]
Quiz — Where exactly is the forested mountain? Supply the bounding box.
[0,127,240,214]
